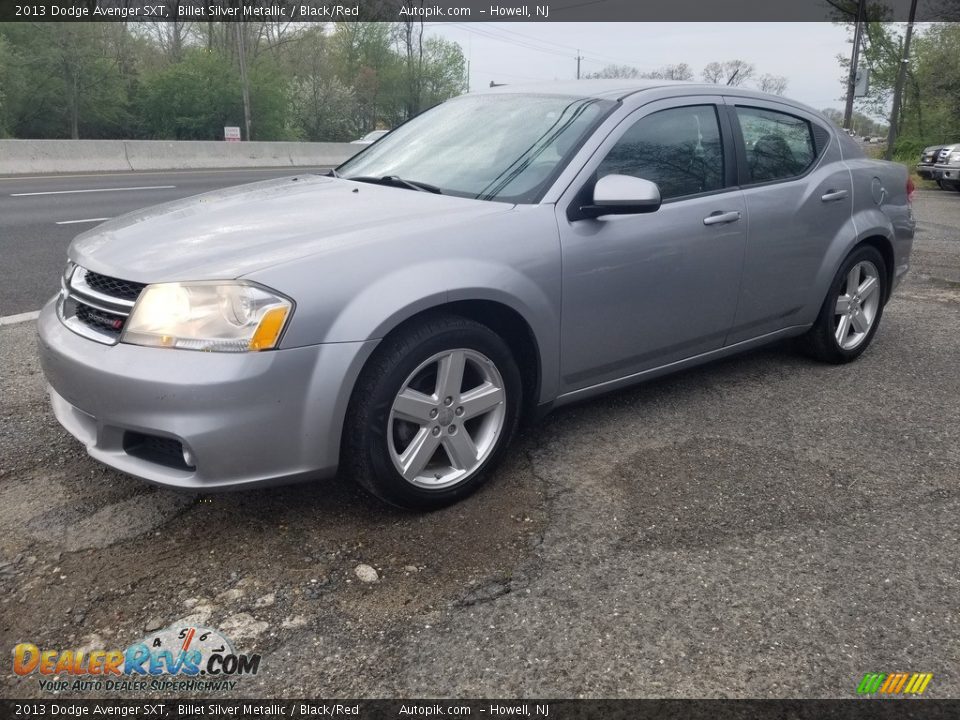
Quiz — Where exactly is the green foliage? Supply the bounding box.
[0,23,132,138]
[0,35,17,137]
[890,136,930,163]
[838,21,960,152]
[137,49,242,139]
[0,21,467,141]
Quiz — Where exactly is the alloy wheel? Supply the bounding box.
[834,260,881,351]
[387,349,506,489]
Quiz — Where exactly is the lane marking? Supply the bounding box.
[0,310,41,326]
[56,217,112,225]
[11,185,176,197]
[0,167,331,181]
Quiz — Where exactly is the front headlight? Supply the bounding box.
[122,282,293,352]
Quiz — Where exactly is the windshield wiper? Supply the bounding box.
[346,175,443,194]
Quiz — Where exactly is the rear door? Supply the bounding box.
[724,100,853,344]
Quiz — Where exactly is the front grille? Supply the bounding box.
[58,266,142,345]
[76,303,126,333]
[83,271,146,302]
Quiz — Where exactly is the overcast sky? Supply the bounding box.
[427,23,855,113]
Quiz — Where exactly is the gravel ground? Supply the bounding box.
[1,190,958,699]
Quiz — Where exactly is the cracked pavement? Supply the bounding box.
[2,191,958,699]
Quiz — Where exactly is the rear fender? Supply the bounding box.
[801,209,894,323]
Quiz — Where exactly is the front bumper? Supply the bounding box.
[37,299,376,490]
[932,164,960,183]
[916,163,935,179]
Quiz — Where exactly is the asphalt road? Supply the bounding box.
[1,191,958,700]
[0,167,330,317]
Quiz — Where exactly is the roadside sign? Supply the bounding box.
[854,68,869,97]
[224,126,241,142]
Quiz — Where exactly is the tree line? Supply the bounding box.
[837,20,960,159]
[0,21,467,141]
[584,60,789,96]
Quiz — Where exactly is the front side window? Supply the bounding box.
[597,105,724,200]
[736,106,816,184]
[337,93,614,203]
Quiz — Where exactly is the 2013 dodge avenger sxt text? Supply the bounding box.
[38,81,915,509]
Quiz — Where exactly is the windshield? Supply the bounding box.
[337,93,614,203]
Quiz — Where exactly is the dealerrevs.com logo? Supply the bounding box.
[13,625,261,693]
[857,672,934,696]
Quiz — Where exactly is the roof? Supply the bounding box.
[473,79,821,116]
[475,79,677,100]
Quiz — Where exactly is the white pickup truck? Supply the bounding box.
[932,144,960,191]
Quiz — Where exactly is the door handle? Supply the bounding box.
[821,189,849,202]
[703,211,741,226]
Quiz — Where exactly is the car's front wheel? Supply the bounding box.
[800,245,887,364]
[343,314,522,509]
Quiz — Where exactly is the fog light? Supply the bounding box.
[182,447,196,469]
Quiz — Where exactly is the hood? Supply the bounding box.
[70,175,512,283]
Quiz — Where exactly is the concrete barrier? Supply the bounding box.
[0,139,360,175]
[1,140,133,174]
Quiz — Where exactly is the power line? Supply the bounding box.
[430,22,662,75]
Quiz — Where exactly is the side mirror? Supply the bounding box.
[580,174,661,218]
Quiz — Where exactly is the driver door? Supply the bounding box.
[556,97,747,394]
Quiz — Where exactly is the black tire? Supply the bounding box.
[342,313,522,510]
[800,245,887,364]
[937,180,947,190]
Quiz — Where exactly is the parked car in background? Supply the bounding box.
[350,129,390,145]
[932,145,960,191]
[917,145,946,180]
[38,80,915,509]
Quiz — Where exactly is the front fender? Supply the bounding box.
[248,205,563,404]
[319,260,559,402]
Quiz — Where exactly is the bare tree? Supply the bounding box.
[142,2,194,64]
[702,59,755,86]
[757,74,788,95]
[584,63,640,80]
[641,63,694,81]
[399,14,425,119]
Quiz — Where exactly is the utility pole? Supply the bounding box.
[885,0,919,160]
[843,0,867,130]
[235,22,252,141]
[576,50,583,80]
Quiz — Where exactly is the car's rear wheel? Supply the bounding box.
[800,245,887,364]
[343,314,521,510]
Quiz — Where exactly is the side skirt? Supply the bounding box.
[551,324,811,408]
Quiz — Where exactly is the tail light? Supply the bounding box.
[907,176,915,203]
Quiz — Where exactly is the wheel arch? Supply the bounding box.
[855,234,895,303]
[805,214,895,324]
[355,298,545,424]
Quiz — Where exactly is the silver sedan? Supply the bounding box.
[38,80,915,509]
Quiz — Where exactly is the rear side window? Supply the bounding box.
[597,105,724,200]
[735,106,816,184]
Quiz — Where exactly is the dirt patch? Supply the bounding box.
[0,321,547,699]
